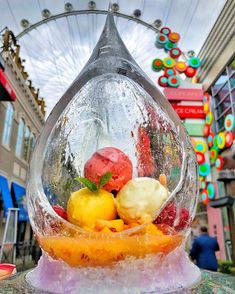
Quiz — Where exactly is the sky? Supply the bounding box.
[0,0,226,116]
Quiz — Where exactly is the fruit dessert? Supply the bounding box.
[41,147,189,267]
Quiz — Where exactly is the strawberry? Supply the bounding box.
[52,205,67,220]
[155,203,176,226]
[174,208,190,231]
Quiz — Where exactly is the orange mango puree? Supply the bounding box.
[38,224,183,267]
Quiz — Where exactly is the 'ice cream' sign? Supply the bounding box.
[172,105,205,119]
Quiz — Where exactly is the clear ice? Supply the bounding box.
[26,7,200,294]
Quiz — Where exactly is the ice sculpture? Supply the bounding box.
[26,8,200,294]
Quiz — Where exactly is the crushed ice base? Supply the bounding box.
[26,245,201,294]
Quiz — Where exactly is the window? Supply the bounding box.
[214,82,229,105]
[2,103,14,146]
[231,88,235,101]
[29,133,35,154]
[23,126,31,161]
[215,94,231,117]
[211,58,235,132]
[212,70,228,94]
[217,108,232,131]
[230,73,235,90]
[26,133,36,161]
[15,119,25,157]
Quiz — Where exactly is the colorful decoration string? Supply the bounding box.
[201,93,234,204]
[152,26,201,88]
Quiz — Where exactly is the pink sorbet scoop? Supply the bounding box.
[84,147,133,192]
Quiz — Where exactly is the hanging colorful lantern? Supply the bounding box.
[168,75,181,87]
[155,34,169,48]
[168,32,180,43]
[163,57,176,68]
[188,57,201,69]
[169,48,181,59]
[195,141,207,153]
[175,61,187,73]
[199,162,210,177]
[160,27,171,35]
[202,189,209,205]
[207,183,215,200]
[205,112,213,125]
[203,93,210,103]
[164,41,177,51]
[201,181,206,189]
[213,135,219,148]
[203,102,209,114]
[185,66,197,78]
[152,58,163,71]
[224,114,235,131]
[217,132,226,149]
[196,152,205,164]
[207,132,214,148]
[164,68,177,77]
[204,124,210,137]
[215,155,224,170]
[209,147,218,163]
[225,131,234,148]
[158,76,168,87]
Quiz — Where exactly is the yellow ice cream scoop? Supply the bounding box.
[116,177,168,224]
[67,188,117,229]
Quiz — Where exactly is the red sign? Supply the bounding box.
[164,88,204,101]
[0,69,16,101]
[172,104,205,119]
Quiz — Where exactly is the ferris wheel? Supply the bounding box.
[2,0,225,115]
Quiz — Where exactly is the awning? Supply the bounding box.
[11,182,28,221]
[0,69,16,101]
[0,176,14,218]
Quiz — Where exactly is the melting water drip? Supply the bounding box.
[26,7,200,294]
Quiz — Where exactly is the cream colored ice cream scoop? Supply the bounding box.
[116,177,168,224]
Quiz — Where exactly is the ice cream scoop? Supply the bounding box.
[67,188,117,229]
[84,147,133,192]
[116,177,168,224]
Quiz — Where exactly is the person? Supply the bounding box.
[190,226,220,271]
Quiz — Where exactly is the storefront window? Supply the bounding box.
[2,103,14,146]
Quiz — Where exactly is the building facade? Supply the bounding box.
[197,0,235,262]
[0,30,45,223]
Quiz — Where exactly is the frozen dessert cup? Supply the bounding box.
[26,9,200,294]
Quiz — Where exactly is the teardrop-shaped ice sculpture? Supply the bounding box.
[27,9,200,293]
